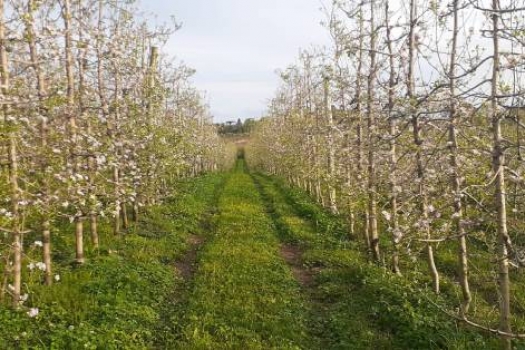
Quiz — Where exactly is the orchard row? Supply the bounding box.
[248,0,525,347]
[0,0,233,309]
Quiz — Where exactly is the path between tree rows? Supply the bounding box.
[160,160,489,349]
[167,161,396,350]
[0,160,496,349]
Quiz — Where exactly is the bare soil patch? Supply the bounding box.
[280,244,314,287]
[175,235,205,280]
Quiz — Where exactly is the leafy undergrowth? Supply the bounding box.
[0,173,224,350]
[253,173,501,349]
[176,160,309,349]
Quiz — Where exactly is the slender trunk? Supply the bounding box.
[42,220,52,282]
[355,8,367,251]
[146,46,159,205]
[313,138,322,205]
[448,0,470,317]
[87,120,99,249]
[367,0,380,262]
[77,6,98,250]
[121,202,129,229]
[90,214,98,248]
[407,0,439,292]
[345,114,355,237]
[319,181,325,207]
[8,136,21,307]
[385,1,401,275]
[490,1,511,346]
[1,0,22,307]
[111,9,123,236]
[113,166,121,235]
[63,0,84,264]
[356,7,363,178]
[348,210,355,237]
[324,76,338,214]
[96,0,110,243]
[339,74,354,237]
[364,210,371,257]
[133,203,139,224]
[26,0,53,284]
[307,135,314,196]
[75,219,84,264]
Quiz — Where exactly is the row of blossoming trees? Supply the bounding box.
[248,0,525,347]
[0,0,231,309]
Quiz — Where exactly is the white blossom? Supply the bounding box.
[0,208,13,218]
[27,308,39,318]
[36,262,46,271]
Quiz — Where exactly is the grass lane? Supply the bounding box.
[176,161,308,349]
[252,173,496,350]
[252,173,393,349]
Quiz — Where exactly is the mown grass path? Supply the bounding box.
[173,165,487,349]
[175,161,309,349]
[252,173,392,349]
[252,173,497,350]
[1,160,499,349]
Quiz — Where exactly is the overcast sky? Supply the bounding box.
[139,0,331,123]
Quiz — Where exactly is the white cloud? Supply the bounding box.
[199,80,276,121]
[139,0,331,122]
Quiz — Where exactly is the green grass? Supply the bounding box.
[176,160,308,349]
[253,173,501,349]
[0,173,225,349]
[4,159,524,349]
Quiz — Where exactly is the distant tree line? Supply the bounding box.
[216,118,256,135]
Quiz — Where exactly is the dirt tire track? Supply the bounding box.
[280,244,315,287]
[175,235,205,280]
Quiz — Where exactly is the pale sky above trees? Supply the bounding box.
[139,0,331,122]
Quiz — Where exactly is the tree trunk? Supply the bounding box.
[133,203,139,224]
[75,219,84,264]
[90,214,98,249]
[26,0,53,284]
[355,7,366,249]
[1,0,22,307]
[62,0,84,264]
[145,46,159,205]
[324,76,338,214]
[367,0,380,262]
[407,0,439,292]
[448,0,470,317]
[121,202,129,230]
[113,166,121,236]
[385,1,401,275]
[490,1,511,347]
